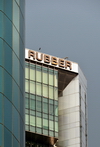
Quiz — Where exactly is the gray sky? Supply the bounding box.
[25,0,100,146]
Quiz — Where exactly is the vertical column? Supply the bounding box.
[58,76,80,147]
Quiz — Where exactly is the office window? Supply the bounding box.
[43,68,48,84]
[25,67,29,79]
[30,116,35,126]
[30,81,35,94]
[49,70,53,85]
[36,66,41,82]
[43,84,48,97]
[36,83,41,96]
[30,68,35,81]
[36,117,42,127]
[43,119,48,129]
[49,86,53,99]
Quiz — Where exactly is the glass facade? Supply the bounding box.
[25,62,58,140]
[0,0,25,147]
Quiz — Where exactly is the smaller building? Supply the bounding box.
[25,49,87,147]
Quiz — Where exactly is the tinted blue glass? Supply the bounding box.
[0,39,4,66]
[0,124,3,146]
[13,53,19,85]
[4,43,12,75]
[0,1,3,11]
[13,80,19,110]
[20,0,25,18]
[20,14,23,40]
[13,26,19,57]
[20,65,24,93]
[0,94,3,123]
[4,97,12,131]
[0,67,4,93]
[16,0,19,5]
[13,137,19,147]
[4,16,12,47]
[0,0,25,146]
[0,12,3,38]
[13,107,19,140]
[20,118,25,147]
[20,93,25,119]
[4,71,12,101]
[4,0,12,20]
[4,128,12,147]
[13,1,19,31]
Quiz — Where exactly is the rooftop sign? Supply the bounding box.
[25,49,78,73]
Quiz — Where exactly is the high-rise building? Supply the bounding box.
[0,1,25,146]
[25,49,87,147]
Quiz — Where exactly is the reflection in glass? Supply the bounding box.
[43,68,48,84]
[55,122,58,132]
[36,66,41,82]
[43,102,48,113]
[49,70,53,85]
[49,104,54,115]
[25,80,29,92]
[36,83,41,95]
[54,87,58,100]
[30,116,35,126]
[25,67,29,79]
[43,119,48,129]
[30,99,35,110]
[49,120,54,130]
[30,81,35,94]
[30,68,35,81]
[36,100,41,112]
[49,86,53,99]
[43,84,48,97]
[54,71,58,87]
[36,117,41,127]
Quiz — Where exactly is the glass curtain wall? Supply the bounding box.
[25,62,58,138]
[0,0,25,147]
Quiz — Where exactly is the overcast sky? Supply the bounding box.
[25,0,100,146]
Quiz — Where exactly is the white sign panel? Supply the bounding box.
[25,49,78,73]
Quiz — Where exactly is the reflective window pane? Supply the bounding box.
[36,100,41,112]
[43,119,48,129]
[36,83,41,95]
[55,122,58,132]
[30,116,35,126]
[43,68,48,84]
[25,80,29,92]
[25,67,29,79]
[30,81,35,94]
[54,71,58,87]
[36,117,42,127]
[4,97,12,131]
[36,66,41,82]
[30,99,35,110]
[54,87,58,100]
[43,84,48,97]
[49,120,54,130]
[49,70,53,85]
[30,68,35,81]
[49,104,54,115]
[49,86,53,99]
[43,102,48,113]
